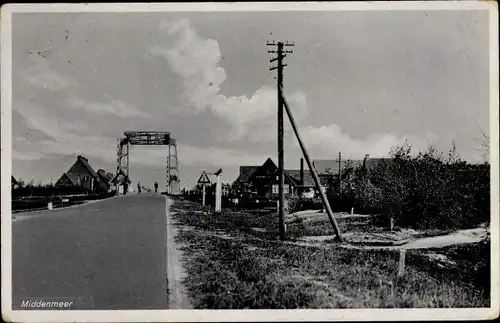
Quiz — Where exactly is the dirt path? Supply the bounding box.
[338,228,488,250]
[165,197,192,309]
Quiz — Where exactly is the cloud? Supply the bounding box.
[300,124,438,159]
[151,19,309,142]
[130,144,269,168]
[13,55,147,163]
[23,57,74,92]
[26,71,72,92]
[68,95,147,117]
[14,98,117,161]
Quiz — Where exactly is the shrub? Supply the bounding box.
[285,195,300,214]
[326,142,490,230]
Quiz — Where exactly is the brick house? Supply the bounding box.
[55,155,112,194]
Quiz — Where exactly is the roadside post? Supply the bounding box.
[398,249,406,277]
[215,168,223,214]
[202,184,206,206]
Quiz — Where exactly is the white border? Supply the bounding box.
[1,1,499,322]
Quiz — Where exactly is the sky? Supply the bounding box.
[10,9,490,189]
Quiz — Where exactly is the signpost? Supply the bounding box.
[197,171,211,207]
[197,169,223,213]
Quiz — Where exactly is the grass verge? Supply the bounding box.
[171,198,489,309]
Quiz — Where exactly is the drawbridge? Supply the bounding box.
[115,131,180,195]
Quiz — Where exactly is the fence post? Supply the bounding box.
[215,169,222,214]
[390,217,395,231]
[397,249,406,277]
[202,184,206,207]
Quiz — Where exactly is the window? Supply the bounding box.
[273,184,290,194]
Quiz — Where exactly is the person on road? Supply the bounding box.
[137,182,142,195]
[154,181,159,193]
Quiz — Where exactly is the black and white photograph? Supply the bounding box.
[1,2,499,322]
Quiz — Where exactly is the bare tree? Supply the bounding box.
[477,127,489,162]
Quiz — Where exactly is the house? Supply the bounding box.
[97,169,115,192]
[55,155,111,194]
[233,155,391,198]
[232,157,328,198]
[233,166,260,194]
[12,176,20,189]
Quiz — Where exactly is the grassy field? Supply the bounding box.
[170,198,490,309]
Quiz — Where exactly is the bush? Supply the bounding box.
[326,142,490,230]
[370,144,490,229]
[284,195,300,214]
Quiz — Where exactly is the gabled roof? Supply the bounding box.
[284,169,329,187]
[63,155,100,186]
[12,176,19,186]
[248,158,278,181]
[76,155,99,179]
[97,169,114,182]
[234,166,260,184]
[284,170,313,186]
[55,172,77,186]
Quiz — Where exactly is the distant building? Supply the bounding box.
[55,155,112,194]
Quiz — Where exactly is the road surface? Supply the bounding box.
[12,194,174,310]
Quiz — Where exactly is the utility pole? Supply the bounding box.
[167,147,171,195]
[281,88,343,241]
[338,151,342,196]
[268,40,294,241]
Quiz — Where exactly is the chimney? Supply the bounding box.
[300,158,304,186]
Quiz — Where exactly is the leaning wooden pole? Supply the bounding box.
[280,86,343,241]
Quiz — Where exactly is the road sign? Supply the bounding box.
[197,172,211,184]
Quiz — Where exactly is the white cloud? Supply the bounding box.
[23,58,73,92]
[129,144,268,168]
[14,99,117,162]
[300,124,438,159]
[68,95,146,117]
[151,19,309,142]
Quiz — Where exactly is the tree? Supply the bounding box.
[476,126,489,162]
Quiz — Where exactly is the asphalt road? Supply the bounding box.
[12,194,169,310]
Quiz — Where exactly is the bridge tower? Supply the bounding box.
[167,138,180,195]
[115,131,180,195]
